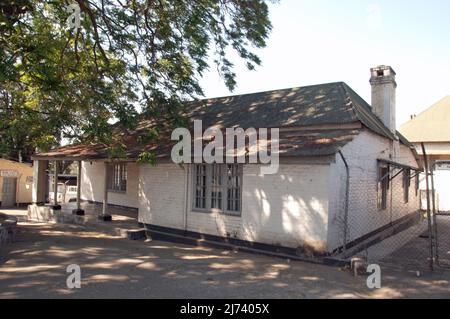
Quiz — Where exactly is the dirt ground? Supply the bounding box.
[1,210,450,298]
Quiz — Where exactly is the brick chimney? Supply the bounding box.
[370,65,397,133]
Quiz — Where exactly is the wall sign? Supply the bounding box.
[0,170,19,178]
[435,162,450,170]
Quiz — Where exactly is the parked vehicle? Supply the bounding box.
[65,185,78,203]
[48,182,78,204]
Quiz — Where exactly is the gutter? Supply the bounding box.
[183,164,190,232]
[338,150,350,252]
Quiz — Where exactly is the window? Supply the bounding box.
[107,163,127,192]
[415,173,420,197]
[194,164,207,209]
[403,169,411,203]
[378,165,389,210]
[193,164,242,215]
[210,164,223,209]
[226,164,241,212]
[435,161,450,170]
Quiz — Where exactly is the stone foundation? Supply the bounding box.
[27,204,87,225]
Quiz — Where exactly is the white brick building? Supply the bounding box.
[32,66,421,257]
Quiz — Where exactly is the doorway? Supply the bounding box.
[1,177,17,207]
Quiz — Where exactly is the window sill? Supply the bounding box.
[191,208,241,217]
[107,190,127,194]
[191,209,213,214]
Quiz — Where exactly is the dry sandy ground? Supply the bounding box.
[0,217,449,298]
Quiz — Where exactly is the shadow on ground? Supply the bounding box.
[0,221,449,299]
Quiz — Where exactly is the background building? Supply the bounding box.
[0,158,34,207]
[400,96,450,211]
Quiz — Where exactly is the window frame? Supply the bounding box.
[192,163,242,216]
[107,163,127,193]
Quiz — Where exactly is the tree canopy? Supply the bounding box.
[0,0,273,162]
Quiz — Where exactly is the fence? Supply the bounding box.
[334,154,450,272]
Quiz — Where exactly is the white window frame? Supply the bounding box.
[192,163,242,216]
[107,163,127,193]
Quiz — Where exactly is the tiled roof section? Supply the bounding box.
[184,82,396,141]
[185,82,356,128]
[340,83,397,140]
[399,96,450,142]
[34,82,400,160]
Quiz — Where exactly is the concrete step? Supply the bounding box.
[126,229,147,240]
[26,204,141,240]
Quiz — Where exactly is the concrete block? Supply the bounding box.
[98,214,112,222]
[28,204,54,222]
[126,229,146,240]
[72,209,85,216]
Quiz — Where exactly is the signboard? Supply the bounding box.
[435,162,450,171]
[26,176,33,183]
[0,170,18,178]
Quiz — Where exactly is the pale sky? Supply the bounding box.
[199,0,450,127]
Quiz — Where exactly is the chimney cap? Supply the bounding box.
[370,65,396,77]
[370,65,397,87]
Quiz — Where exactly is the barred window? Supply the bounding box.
[211,164,223,209]
[378,165,389,210]
[194,164,207,209]
[226,164,241,213]
[415,173,420,197]
[403,169,411,203]
[193,164,242,215]
[107,163,127,192]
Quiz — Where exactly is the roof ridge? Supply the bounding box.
[339,82,359,121]
[195,81,346,102]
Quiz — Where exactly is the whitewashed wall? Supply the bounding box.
[138,163,186,229]
[327,130,420,250]
[80,129,420,253]
[80,161,139,208]
[138,163,331,252]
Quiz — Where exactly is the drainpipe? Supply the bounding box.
[338,151,350,253]
[72,160,85,215]
[421,142,434,271]
[16,173,22,208]
[53,160,58,206]
[76,161,82,210]
[183,164,190,233]
[430,161,439,263]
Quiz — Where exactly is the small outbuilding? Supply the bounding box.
[0,158,34,207]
